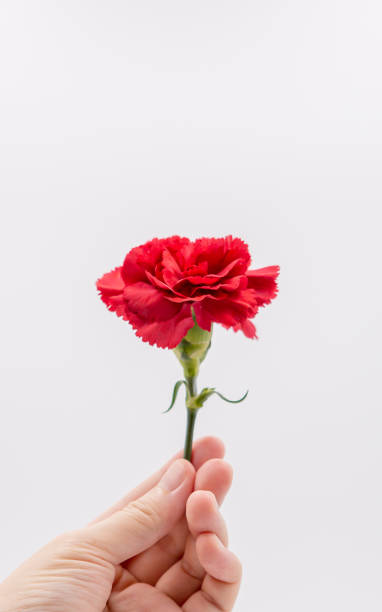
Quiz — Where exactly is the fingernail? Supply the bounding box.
[159,460,187,491]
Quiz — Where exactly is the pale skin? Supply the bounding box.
[0,437,242,611]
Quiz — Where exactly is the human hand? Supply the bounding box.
[0,437,241,611]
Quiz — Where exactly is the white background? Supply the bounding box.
[1,1,381,610]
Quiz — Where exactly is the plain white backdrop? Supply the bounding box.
[1,1,381,610]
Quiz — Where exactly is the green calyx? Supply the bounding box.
[173,312,212,379]
[167,311,248,461]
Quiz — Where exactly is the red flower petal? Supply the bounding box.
[96,267,124,296]
[188,274,248,296]
[96,267,127,316]
[192,301,212,331]
[122,247,149,284]
[124,282,181,321]
[145,269,172,291]
[183,261,209,277]
[234,318,257,339]
[192,235,251,274]
[161,248,183,287]
[193,289,258,332]
[165,288,231,303]
[119,281,194,348]
[173,258,244,290]
[127,303,194,349]
[122,236,190,284]
[246,265,280,306]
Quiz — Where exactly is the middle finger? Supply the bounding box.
[124,458,232,585]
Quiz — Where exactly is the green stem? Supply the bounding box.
[184,375,198,461]
[184,408,197,461]
[186,375,197,397]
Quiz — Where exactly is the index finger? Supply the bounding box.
[88,436,225,525]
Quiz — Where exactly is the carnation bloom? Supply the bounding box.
[96,235,279,349]
[97,234,280,460]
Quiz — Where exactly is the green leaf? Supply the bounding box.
[162,380,187,413]
[213,389,249,404]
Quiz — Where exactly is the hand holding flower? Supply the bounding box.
[0,438,241,611]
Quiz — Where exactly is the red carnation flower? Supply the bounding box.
[96,235,279,349]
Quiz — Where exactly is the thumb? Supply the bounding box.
[79,458,194,565]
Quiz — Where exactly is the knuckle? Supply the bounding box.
[52,529,93,554]
[51,529,113,569]
[124,497,162,534]
[52,529,83,550]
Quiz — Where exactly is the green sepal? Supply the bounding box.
[213,389,249,404]
[163,380,187,413]
[186,387,249,411]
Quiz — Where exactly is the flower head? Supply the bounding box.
[96,235,279,349]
